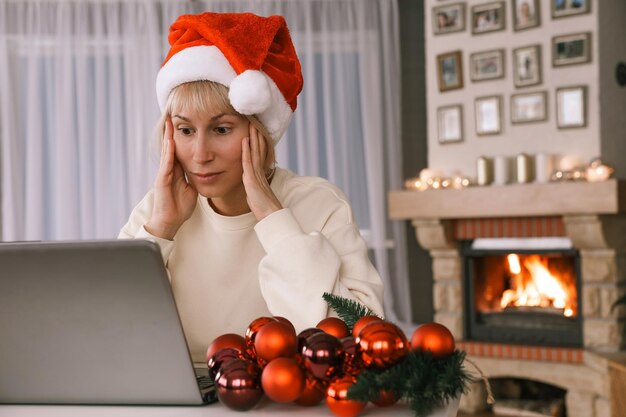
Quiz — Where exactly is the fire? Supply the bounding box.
[500,254,576,317]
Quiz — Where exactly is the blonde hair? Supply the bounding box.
[155,80,276,172]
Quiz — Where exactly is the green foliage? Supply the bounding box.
[322,292,381,331]
[347,350,473,417]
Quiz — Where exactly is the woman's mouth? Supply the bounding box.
[192,171,223,184]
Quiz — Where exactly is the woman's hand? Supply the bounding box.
[145,116,198,240]
[242,124,282,221]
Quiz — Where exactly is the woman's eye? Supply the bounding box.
[215,126,232,135]
[178,127,193,136]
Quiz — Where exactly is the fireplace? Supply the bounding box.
[463,239,582,347]
[388,180,626,417]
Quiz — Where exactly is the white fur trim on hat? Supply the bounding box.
[156,45,294,143]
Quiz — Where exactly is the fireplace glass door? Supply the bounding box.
[463,240,582,347]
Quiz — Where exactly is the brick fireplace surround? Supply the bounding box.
[389,180,626,417]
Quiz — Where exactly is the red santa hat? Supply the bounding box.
[156,12,303,143]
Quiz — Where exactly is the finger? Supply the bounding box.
[248,124,263,172]
[241,137,252,174]
[158,117,175,178]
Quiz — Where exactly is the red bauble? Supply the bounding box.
[371,389,399,407]
[317,317,350,339]
[326,376,367,417]
[245,316,277,357]
[410,322,455,358]
[205,333,246,363]
[261,357,305,403]
[340,336,363,376]
[215,358,263,411]
[357,321,409,368]
[351,315,381,338]
[254,321,298,362]
[295,374,328,406]
[297,327,324,353]
[273,316,296,333]
[301,332,344,380]
[207,347,243,381]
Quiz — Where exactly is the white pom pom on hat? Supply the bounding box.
[155,12,303,144]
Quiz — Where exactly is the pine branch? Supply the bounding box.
[322,292,381,330]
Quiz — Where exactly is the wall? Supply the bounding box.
[424,0,616,179]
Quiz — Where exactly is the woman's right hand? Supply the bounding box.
[144,116,198,240]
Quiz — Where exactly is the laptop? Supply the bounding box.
[0,239,216,405]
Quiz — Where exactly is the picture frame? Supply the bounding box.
[471,1,506,35]
[437,50,464,92]
[475,95,502,135]
[513,0,540,31]
[470,49,505,82]
[437,105,464,143]
[552,0,590,19]
[433,3,466,35]
[556,86,587,129]
[511,91,548,124]
[513,45,542,88]
[552,32,591,67]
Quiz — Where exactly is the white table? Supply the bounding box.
[0,396,460,417]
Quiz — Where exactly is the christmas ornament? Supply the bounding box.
[215,358,263,411]
[245,316,277,357]
[410,322,455,359]
[206,333,247,363]
[317,317,349,339]
[340,336,363,376]
[371,389,398,407]
[357,321,409,368]
[351,315,381,338]
[301,332,344,380]
[295,374,328,406]
[297,328,324,353]
[326,376,367,417]
[260,357,305,403]
[273,315,296,333]
[207,347,243,381]
[254,321,298,362]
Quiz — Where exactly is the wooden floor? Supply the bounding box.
[458,412,494,417]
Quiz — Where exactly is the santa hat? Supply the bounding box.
[156,12,303,143]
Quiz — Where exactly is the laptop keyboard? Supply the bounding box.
[196,375,218,404]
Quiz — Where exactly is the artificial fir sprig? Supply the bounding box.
[347,350,472,417]
[322,292,381,331]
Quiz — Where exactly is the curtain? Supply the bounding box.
[0,0,411,323]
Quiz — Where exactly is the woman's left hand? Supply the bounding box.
[241,123,283,221]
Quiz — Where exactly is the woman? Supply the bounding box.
[119,12,384,364]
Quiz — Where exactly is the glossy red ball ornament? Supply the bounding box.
[261,357,305,403]
[254,321,298,362]
[245,316,277,357]
[371,388,399,407]
[207,347,243,381]
[317,317,350,339]
[326,376,366,417]
[205,333,247,363]
[340,336,363,376]
[297,327,324,353]
[351,315,382,338]
[215,358,263,411]
[301,332,344,380]
[410,322,455,358]
[357,321,409,368]
[295,374,328,406]
[273,316,296,333]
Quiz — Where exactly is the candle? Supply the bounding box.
[476,156,493,186]
[516,153,532,183]
[535,153,554,183]
[493,156,510,185]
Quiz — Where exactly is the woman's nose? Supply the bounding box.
[192,135,214,162]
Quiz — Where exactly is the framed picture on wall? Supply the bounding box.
[475,95,502,135]
[433,3,466,35]
[552,0,590,19]
[552,32,591,67]
[513,45,542,88]
[437,105,464,143]
[511,91,548,124]
[556,86,587,129]
[513,0,540,31]
[470,49,505,82]
[437,50,464,92]
[471,2,506,35]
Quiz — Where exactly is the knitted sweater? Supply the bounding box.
[119,168,384,363]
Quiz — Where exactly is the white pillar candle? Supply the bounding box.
[493,156,510,185]
[535,153,554,183]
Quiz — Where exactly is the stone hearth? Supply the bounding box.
[388,180,626,417]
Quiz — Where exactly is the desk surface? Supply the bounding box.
[0,397,460,417]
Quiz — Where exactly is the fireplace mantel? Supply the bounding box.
[388,179,626,220]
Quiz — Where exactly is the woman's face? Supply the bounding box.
[171,106,250,213]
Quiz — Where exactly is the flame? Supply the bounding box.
[500,254,576,317]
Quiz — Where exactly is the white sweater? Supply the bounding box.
[119,168,384,363]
